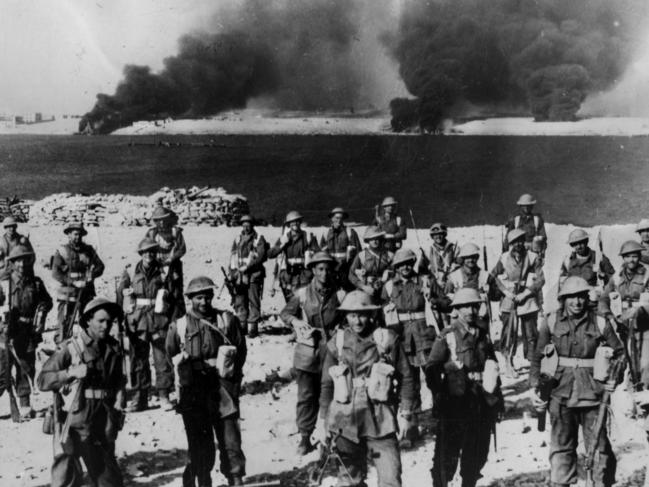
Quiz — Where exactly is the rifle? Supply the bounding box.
[4,275,19,421]
[506,253,526,374]
[220,266,237,300]
[408,209,430,271]
[482,229,495,329]
[584,358,625,487]
[269,224,286,298]
[114,276,131,392]
[619,301,640,390]
[536,373,556,431]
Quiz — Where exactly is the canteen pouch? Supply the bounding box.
[610,292,622,317]
[383,304,399,327]
[329,364,350,404]
[42,406,54,435]
[154,288,169,314]
[593,345,614,382]
[367,362,395,402]
[216,345,237,379]
[122,288,135,314]
[640,292,649,307]
[540,344,559,376]
[482,359,500,394]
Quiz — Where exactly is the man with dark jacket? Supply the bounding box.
[319,207,361,291]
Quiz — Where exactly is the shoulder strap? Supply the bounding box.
[385,279,394,297]
[534,215,540,232]
[176,317,187,347]
[514,216,520,229]
[336,329,345,361]
[546,312,558,334]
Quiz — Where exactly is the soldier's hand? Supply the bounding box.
[67,363,88,380]
[604,380,617,393]
[79,253,90,265]
[312,417,329,446]
[279,232,290,246]
[72,280,87,289]
[361,285,375,296]
[532,389,547,412]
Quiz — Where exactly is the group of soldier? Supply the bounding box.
[1,193,649,487]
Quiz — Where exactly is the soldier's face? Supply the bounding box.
[383,204,396,215]
[397,262,413,278]
[520,205,533,215]
[5,225,16,237]
[623,253,640,270]
[190,291,214,315]
[432,233,446,245]
[12,258,25,276]
[456,304,478,324]
[564,293,587,316]
[242,222,252,234]
[289,221,301,233]
[511,239,525,253]
[87,308,113,341]
[68,230,82,245]
[313,263,333,285]
[346,311,371,333]
[368,239,381,250]
[463,255,478,270]
[571,240,588,255]
[141,249,156,267]
[640,230,649,243]
[331,214,343,229]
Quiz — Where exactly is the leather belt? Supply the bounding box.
[467,371,483,381]
[352,377,367,387]
[287,258,304,265]
[398,312,426,321]
[331,252,347,259]
[136,298,155,306]
[558,357,594,368]
[69,272,83,279]
[84,389,107,399]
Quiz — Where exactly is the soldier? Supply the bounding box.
[635,219,649,265]
[166,276,247,487]
[38,297,126,487]
[558,228,614,293]
[0,245,51,420]
[491,228,545,378]
[445,243,498,325]
[425,288,503,487]
[269,211,318,302]
[118,238,175,412]
[315,290,415,487]
[145,206,186,319]
[319,207,361,291]
[280,251,345,455]
[375,196,407,252]
[51,221,105,343]
[381,248,439,445]
[348,226,394,303]
[0,216,34,278]
[531,277,624,487]
[228,214,268,337]
[503,193,547,256]
[428,223,459,289]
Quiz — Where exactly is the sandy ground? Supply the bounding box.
[447,117,649,136]
[0,118,80,135]
[0,222,648,486]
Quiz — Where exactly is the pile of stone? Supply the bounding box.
[0,197,31,222]
[28,186,250,227]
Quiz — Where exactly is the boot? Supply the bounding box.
[19,406,34,421]
[247,321,259,338]
[126,391,148,412]
[158,390,174,411]
[228,477,244,486]
[182,463,196,487]
[297,434,314,455]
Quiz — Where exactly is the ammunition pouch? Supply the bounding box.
[367,362,395,402]
[329,364,350,404]
[593,346,614,382]
[482,359,500,394]
[540,344,559,376]
[216,345,237,379]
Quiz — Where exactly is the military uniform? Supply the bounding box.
[641,242,649,267]
[635,220,649,266]
[428,241,459,288]
[38,324,126,487]
[145,224,186,319]
[425,313,503,487]
[375,214,407,252]
[229,227,267,336]
[0,230,34,279]
[320,325,414,487]
[320,225,361,291]
[559,249,614,288]
[280,279,344,441]
[51,239,105,343]
[118,259,175,408]
[0,265,51,412]
[166,306,247,486]
[491,247,545,362]
[445,266,497,323]
[531,307,623,486]
[348,248,394,302]
[269,229,318,302]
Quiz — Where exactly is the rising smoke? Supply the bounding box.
[386,0,648,132]
[79,0,405,134]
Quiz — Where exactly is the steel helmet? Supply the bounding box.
[619,240,644,256]
[184,276,216,296]
[507,228,526,244]
[137,237,159,254]
[459,243,480,258]
[381,196,398,207]
[7,245,34,261]
[338,290,380,312]
[516,194,537,206]
[2,216,17,228]
[392,249,417,267]
[82,297,122,320]
[239,214,254,224]
[284,211,303,224]
[567,229,589,245]
[308,251,335,268]
[328,207,349,219]
[64,220,88,236]
[151,206,174,221]
[429,223,448,235]
[557,276,591,298]
[636,219,649,233]
[451,288,483,307]
[363,226,386,242]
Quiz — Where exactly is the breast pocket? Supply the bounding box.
[583,330,601,356]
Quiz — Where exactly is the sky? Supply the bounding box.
[0,0,222,115]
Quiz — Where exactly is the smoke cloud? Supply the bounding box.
[387,0,647,131]
[80,0,406,134]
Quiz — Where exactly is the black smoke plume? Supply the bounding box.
[80,0,379,134]
[387,0,647,131]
